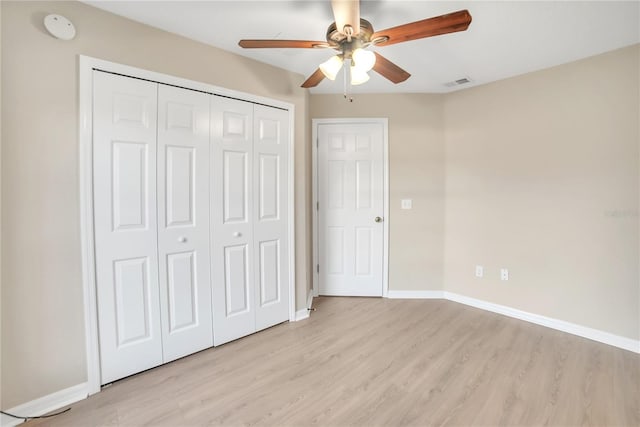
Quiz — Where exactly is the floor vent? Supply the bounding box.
[444,77,472,87]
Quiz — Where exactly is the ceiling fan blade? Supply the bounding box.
[331,0,360,35]
[301,68,326,88]
[372,52,411,84]
[372,9,472,47]
[239,40,330,49]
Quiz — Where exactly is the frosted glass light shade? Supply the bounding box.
[352,48,376,72]
[319,56,343,80]
[350,66,370,85]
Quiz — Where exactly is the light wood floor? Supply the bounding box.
[30,297,639,426]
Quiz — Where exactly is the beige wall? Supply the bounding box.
[311,45,639,341]
[310,94,446,291]
[1,1,311,409]
[443,45,639,340]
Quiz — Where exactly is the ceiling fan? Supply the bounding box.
[238,0,472,88]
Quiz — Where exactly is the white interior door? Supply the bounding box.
[210,97,255,345]
[253,105,289,331]
[93,71,163,384]
[317,122,384,296]
[157,85,213,362]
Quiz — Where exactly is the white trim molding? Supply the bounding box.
[294,309,310,322]
[294,291,315,322]
[385,289,639,353]
[287,105,296,324]
[385,289,638,353]
[307,290,314,311]
[387,290,445,299]
[443,292,640,354]
[0,383,88,427]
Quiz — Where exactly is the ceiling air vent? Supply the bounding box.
[444,77,472,88]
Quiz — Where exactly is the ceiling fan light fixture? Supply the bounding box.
[350,66,370,85]
[319,55,344,80]
[352,48,376,72]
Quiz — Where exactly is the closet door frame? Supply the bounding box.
[79,56,296,395]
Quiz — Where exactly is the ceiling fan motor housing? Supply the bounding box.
[326,18,377,58]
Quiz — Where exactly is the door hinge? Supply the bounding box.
[316,201,319,211]
[316,138,319,148]
[317,264,319,274]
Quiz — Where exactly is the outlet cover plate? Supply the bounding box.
[475,265,484,278]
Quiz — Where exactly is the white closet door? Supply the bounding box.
[253,105,290,331]
[210,97,255,345]
[157,85,213,362]
[93,71,163,384]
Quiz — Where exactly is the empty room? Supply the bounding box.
[1,1,638,426]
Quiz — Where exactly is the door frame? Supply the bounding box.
[311,118,389,298]
[79,56,296,395]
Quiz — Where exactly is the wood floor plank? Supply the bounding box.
[27,297,639,426]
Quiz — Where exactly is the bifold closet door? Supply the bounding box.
[94,72,214,384]
[93,72,163,384]
[253,105,289,331]
[210,97,255,345]
[210,98,290,345]
[156,85,213,362]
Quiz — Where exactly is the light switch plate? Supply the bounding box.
[475,265,484,278]
[401,199,412,209]
[500,268,509,281]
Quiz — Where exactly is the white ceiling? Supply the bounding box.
[85,1,640,94]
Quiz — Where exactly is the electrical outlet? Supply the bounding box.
[500,268,509,281]
[475,265,484,278]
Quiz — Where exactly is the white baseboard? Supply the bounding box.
[294,309,309,321]
[294,291,314,322]
[1,382,88,427]
[384,289,639,353]
[387,290,445,299]
[307,290,314,310]
[442,292,640,354]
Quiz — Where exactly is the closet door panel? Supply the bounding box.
[253,105,290,331]
[223,150,249,222]
[93,71,163,384]
[157,84,213,362]
[258,239,280,306]
[224,244,251,315]
[211,97,255,345]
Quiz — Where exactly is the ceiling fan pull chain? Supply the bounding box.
[343,62,347,98]
[344,60,353,102]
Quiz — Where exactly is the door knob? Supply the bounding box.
[178,236,187,243]
[233,231,242,237]
[375,216,383,223]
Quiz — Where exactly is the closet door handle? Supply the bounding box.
[233,232,242,237]
[178,236,187,243]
